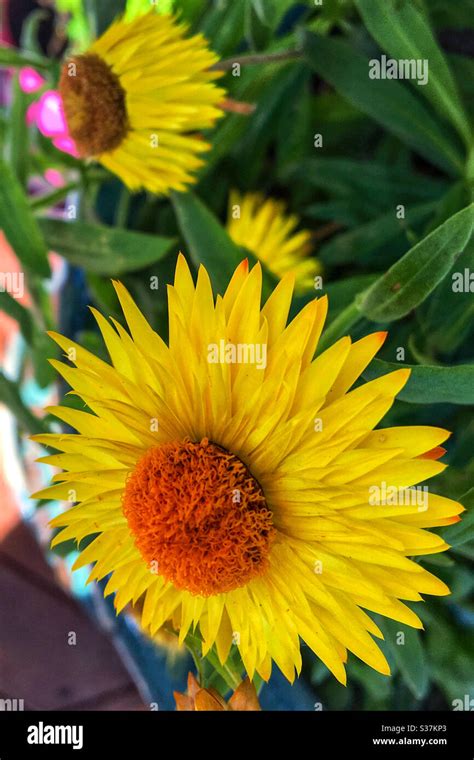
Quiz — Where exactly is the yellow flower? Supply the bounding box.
[32,255,463,684]
[227,191,320,292]
[59,12,225,194]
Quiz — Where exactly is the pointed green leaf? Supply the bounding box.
[38,219,176,275]
[319,202,435,266]
[380,618,429,700]
[362,358,474,405]
[0,372,48,435]
[172,190,277,297]
[0,292,34,343]
[441,489,474,547]
[355,0,472,146]
[302,30,463,174]
[0,158,50,278]
[359,204,474,321]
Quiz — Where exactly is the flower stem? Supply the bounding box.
[212,49,302,71]
[29,182,82,212]
[186,637,205,687]
[317,300,363,353]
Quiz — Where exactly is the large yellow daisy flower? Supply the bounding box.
[58,12,225,193]
[32,256,463,684]
[227,191,321,292]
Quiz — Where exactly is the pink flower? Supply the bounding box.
[20,68,81,159]
[44,168,65,187]
[19,67,45,94]
[36,90,67,137]
[52,136,79,158]
[30,89,79,158]
[26,101,40,125]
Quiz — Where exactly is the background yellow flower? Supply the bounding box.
[227,191,321,293]
[59,12,226,193]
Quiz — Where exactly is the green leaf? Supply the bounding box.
[172,0,202,25]
[245,0,276,50]
[290,274,377,324]
[249,0,276,26]
[302,30,463,174]
[29,182,82,212]
[283,158,447,217]
[355,0,472,146]
[359,204,474,321]
[422,607,474,704]
[441,488,474,547]
[0,292,56,387]
[0,292,34,343]
[318,202,435,266]
[0,372,48,435]
[379,618,429,700]
[362,358,474,405]
[424,180,471,234]
[200,0,247,56]
[32,331,58,389]
[320,274,378,318]
[83,0,126,36]
[317,300,362,354]
[0,158,50,278]
[20,8,50,56]
[6,74,29,187]
[0,46,50,70]
[38,219,176,275]
[172,190,277,297]
[233,64,307,186]
[419,240,474,355]
[202,58,309,180]
[171,190,246,292]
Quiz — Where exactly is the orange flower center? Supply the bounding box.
[122,439,275,596]
[59,53,129,157]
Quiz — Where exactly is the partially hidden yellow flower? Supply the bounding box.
[227,191,320,292]
[174,673,261,711]
[32,255,463,685]
[59,12,225,193]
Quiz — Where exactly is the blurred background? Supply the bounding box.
[0,0,473,711]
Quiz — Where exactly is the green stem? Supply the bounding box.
[253,672,265,696]
[184,631,241,691]
[114,186,132,228]
[186,636,205,687]
[317,299,362,353]
[29,182,82,212]
[212,49,302,71]
[0,48,51,71]
[206,652,242,691]
[162,625,242,693]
